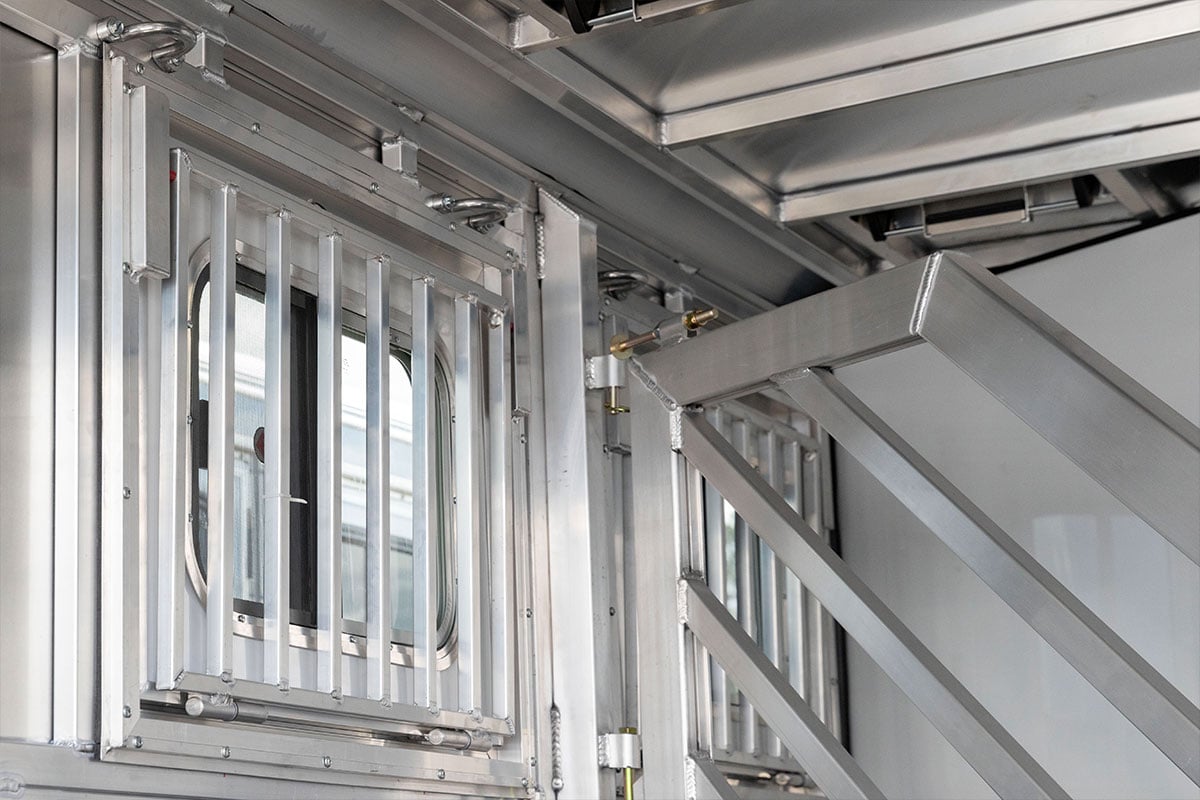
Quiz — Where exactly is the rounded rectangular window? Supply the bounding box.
[191,265,451,646]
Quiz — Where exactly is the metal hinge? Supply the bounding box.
[597,729,641,770]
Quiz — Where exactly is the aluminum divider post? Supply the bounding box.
[487,304,514,723]
[206,182,238,683]
[155,148,190,692]
[731,420,759,756]
[758,430,784,760]
[455,296,483,716]
[704,411,731,754]
[366,255,392,705]
[781,441,807,707]
[263,209,292,690]
[629,377,694,799]
[316,233,343,698]
[412,276,438,712]
[779,367,1200,785]
[680,412,1069,800]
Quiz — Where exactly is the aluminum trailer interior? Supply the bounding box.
[0,1,1197,798]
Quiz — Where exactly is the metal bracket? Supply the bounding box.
[183,30,227,86]
[597,730,642,770]
[382,136,419,183]
[584,354,625,390]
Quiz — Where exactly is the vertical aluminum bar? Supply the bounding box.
[630,380,692,798]
[704,414,730,754]
[100,55,140,748]
[780,368,1200,784]
[801,442,830,722]
[54,46,100,743]
[263,210,292,690]
[412,277,438,711]
[681,413,1069,800]
[366,255,392,704]
[687,462,713,755]
[685,580,885,800]
[206,182,238,682]
[488,306,514,721]
[455,296,483,715]
[731,419,758,755]
[815,428,843,740]
[783,441,807,702]
[155,148,190,691]
[759,430,784,759]
[316,233,343,697]
[919,253,1200,565]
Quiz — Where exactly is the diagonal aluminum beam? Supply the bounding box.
[684,579,885,800]
[679,412,1069,800]
[687,755,743,800]
[917,253,1200,566]
[778,368,1200,786]
[659,2,1200,146]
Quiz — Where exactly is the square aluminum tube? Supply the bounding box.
[730,419,759,756]
[316,233,344,697]
[129,85,169,281]
[263,209,292,690]
[779,367,1200,785]
[205,182,238,682]
[679,412,1069,800]
[412,277,439,711]
[155,148,191,691]
[487,306,514,722]
[366,256,392,704]
[455,296,484,716]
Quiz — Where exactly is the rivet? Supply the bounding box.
[132,736,143,749]
[489,309,504,328]
[122,487,131,499]
[521,778,530,788]
[428,704,440,716]
[122,82,133,95]
[220,745,231,759]
[436,769,446,780]
[122,262,132,275]
[250,122,261,134]
[448,222,457,231]
[609,606,616,616]
[133,62,144,75]
[369,182,379,194]
[122,705,132,718]
[524,608,532,619]
[322,756,332,768]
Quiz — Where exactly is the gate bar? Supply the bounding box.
[263,210,292,690]
[366,255,392,704]
[680,412,1069,800]
[780,367,1200,785]
[684,579,884,800]
[488,307,514,722]
[206,182,238,682]
[412,277,438,710]
[456,296,483,715]
[731,419,759,756]
[316,233,343,697]
[156,148,190,690]
[915,254,1200,565]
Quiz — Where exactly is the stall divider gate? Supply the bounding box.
[630,251,1200,799]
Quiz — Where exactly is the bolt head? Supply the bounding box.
[369,182,379,193]
[220,746,231,759]
[122,705,132,719]
[322,756,332,769]
[132,736,143,749]
[250,122,261,134]
[436,769,446,780]
[134,62,144,75]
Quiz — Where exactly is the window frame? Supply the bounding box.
[184,241,458,662]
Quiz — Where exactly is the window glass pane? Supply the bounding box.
[197,287,268,606]
[339,335,415,632]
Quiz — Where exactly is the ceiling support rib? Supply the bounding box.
[658,1,1200,146]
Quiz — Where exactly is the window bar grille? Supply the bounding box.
[731,418,759,755]
[704,410,730,753]
[455,296,484,716]
[487,306,513,722]
[206,182,238,682]
[156,147,190,690]
[366,255,392,704]
[758,429,784,759]
[412,276,438,711]
[782,440,807,705]
[316,233,343,697]
[263,209,292,690]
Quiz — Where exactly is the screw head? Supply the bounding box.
[220,745,231,759]
[521,778,530,788]
[132,736,143,749]
[436,769,446,780]
[122,705,132,719]
[250,122,261,134]
[322,756,332,769]
[134,62,144,75]
[369,182,379,194]
[122,487,131,499]
[804,450,817,462]
[524,608,533,618]
[489,309,504,328]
